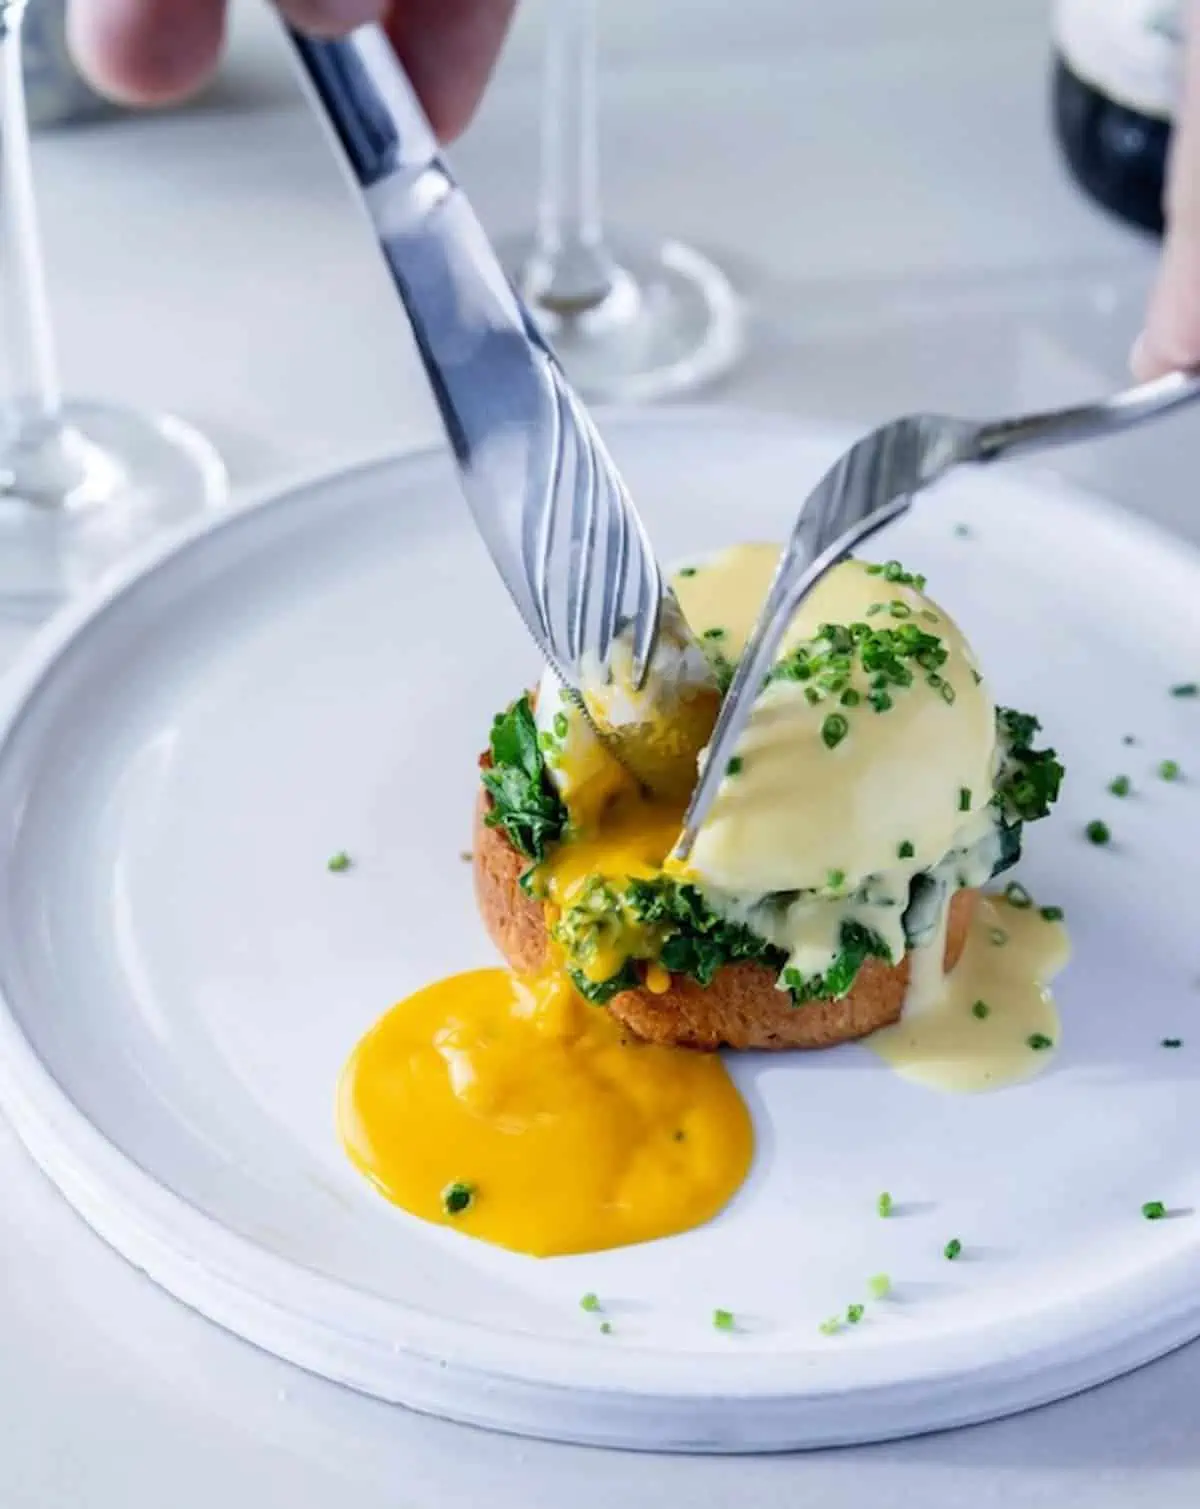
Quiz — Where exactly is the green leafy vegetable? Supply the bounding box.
[781,920,892,1003]
[712,1309,735,1332]
[625,878,785,988]
[480,695,568,862]
[995,708,1065,824]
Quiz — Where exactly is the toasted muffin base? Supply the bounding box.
[472,791,977,1051]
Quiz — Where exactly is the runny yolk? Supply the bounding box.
[338,966,753,1258]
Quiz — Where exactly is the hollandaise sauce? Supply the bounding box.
[338,967,753,1257]
[870,893,1070,1092]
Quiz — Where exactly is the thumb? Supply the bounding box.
[1133,1,1200,379]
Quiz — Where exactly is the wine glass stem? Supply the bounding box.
[0,4,63,433]
[532,0,615,313]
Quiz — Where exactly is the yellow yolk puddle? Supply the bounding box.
[338,966,753,1257]
[869,894,1070,1092]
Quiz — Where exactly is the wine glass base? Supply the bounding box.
[0,399,228,619]
[501,234,744,403]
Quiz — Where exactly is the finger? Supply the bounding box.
[68,0,385,107]
[278,0,387,37]
[67,0,228,106]
[1133,1,1200,378]
[384,0,518,142]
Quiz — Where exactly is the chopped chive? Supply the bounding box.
[1159,759,1182,782]
[865,603,884,617]
[1108,774,1131,797]
[1027,1032,1054,1051]
[702,625,726,641]
[972,999,990,1020]
[953,523,971,538]
[943,1238,962,1261]
[821,713,849,749]
[599,1321,613,1334]
[877,1191,893,1218]
[678,566,698,578]
[1085,820,1111,846]
[725,756,744,777]
[579,1292,601,1313]
[867,1273,892,1299]
[941,682,957,705]
[818,1317,842,1336]
[712,1308,735,1332]
[826,868,846,890]
[840,688,861,707]
[459,850,473,863]
[1123,734,1137,746]
[673,1128,686,1141]
[989,927,1009,946]
[1171,683,1198,698]
[805,686,822,705]
[1039,905,1064,922]
[971,669,983,685]
[1004,881,1033,909]
[959,787,972,812]
[897,839,915,860]
[1142,1201,1167,1221]
[846,1303,865,1325]
[327,851,352,873]
[553,711,570,739]
[921,610,940,623]
[1162,1038,1184,1048]
[889,601,912,619]
[441,1181,475,1216]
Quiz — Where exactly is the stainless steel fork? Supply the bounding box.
[675,370,1200,857]
[287,28,695,773]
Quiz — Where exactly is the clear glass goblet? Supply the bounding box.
[501,0,744,403]
[0,0,227,617]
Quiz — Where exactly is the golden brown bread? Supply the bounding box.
[472,789,977,1052]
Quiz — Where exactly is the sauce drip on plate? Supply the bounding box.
[870,894,1069,1091]
[339,966,753,1257]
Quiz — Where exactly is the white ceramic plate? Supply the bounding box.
[0,409,1197,1452]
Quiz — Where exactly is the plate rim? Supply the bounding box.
[1,407,1200,1449]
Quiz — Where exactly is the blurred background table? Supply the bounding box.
[3,1,1197,1504]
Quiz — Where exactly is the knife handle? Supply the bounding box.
[286,27,441,191]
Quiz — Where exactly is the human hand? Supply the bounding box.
[1133,0,1200,378]
[66,0,517,142]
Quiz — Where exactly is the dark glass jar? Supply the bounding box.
[1052,0,1182,236]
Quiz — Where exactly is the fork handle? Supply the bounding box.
[972,369,1200,463]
